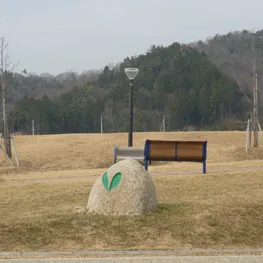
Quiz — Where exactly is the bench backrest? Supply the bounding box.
[114,147,144,163]
[144,140,207,162]
[115,147,144,158]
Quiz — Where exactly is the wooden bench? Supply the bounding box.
[114,146,144,164]
[144,139,208,173]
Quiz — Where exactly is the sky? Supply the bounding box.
[0,0,263,75]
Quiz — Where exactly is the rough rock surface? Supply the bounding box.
[87,158,157,216]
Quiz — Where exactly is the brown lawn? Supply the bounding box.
[0,131,263,252]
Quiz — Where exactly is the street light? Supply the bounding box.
[124,67,139,147]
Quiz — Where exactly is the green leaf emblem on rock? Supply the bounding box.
[102,172,122,191]
[102,172,108,190]
[109,172,122,191]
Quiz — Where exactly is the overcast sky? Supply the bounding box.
[0,0,263,75]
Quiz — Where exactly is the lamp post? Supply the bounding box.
[124,67,139,147]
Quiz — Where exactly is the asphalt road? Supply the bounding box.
[1,256,263,263]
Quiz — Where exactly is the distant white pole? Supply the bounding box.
[32,119,35,135]
[160,117,163,132]
[163,115,166,132]
[258,122,262,132]
[160,115,165,132]
[246,120,249,153]
[100,115,103,133]
[246,119,251,152]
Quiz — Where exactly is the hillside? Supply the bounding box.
[191,29,263,114]
[4,29,263,134]
[4,70,101,113]
[8,43,245,134]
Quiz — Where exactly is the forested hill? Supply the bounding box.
[192,29,263,111]
[9,43,246,134]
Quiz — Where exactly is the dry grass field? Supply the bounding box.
[0,131,263,252]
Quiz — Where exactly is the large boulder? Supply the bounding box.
[87,158,157,216]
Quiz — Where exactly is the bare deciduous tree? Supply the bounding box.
[0,37,16,157]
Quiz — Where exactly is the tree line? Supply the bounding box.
[8,42,248,134]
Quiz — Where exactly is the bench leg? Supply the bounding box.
[144,159,148,171]
[203,161,206,174]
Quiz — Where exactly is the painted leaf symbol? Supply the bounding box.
[102,172,108,190]
[109,172,122,191]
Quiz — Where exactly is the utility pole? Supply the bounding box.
[252,33,259,147]
[245,31,263,152]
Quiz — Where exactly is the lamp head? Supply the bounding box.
[124,68,139,80]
